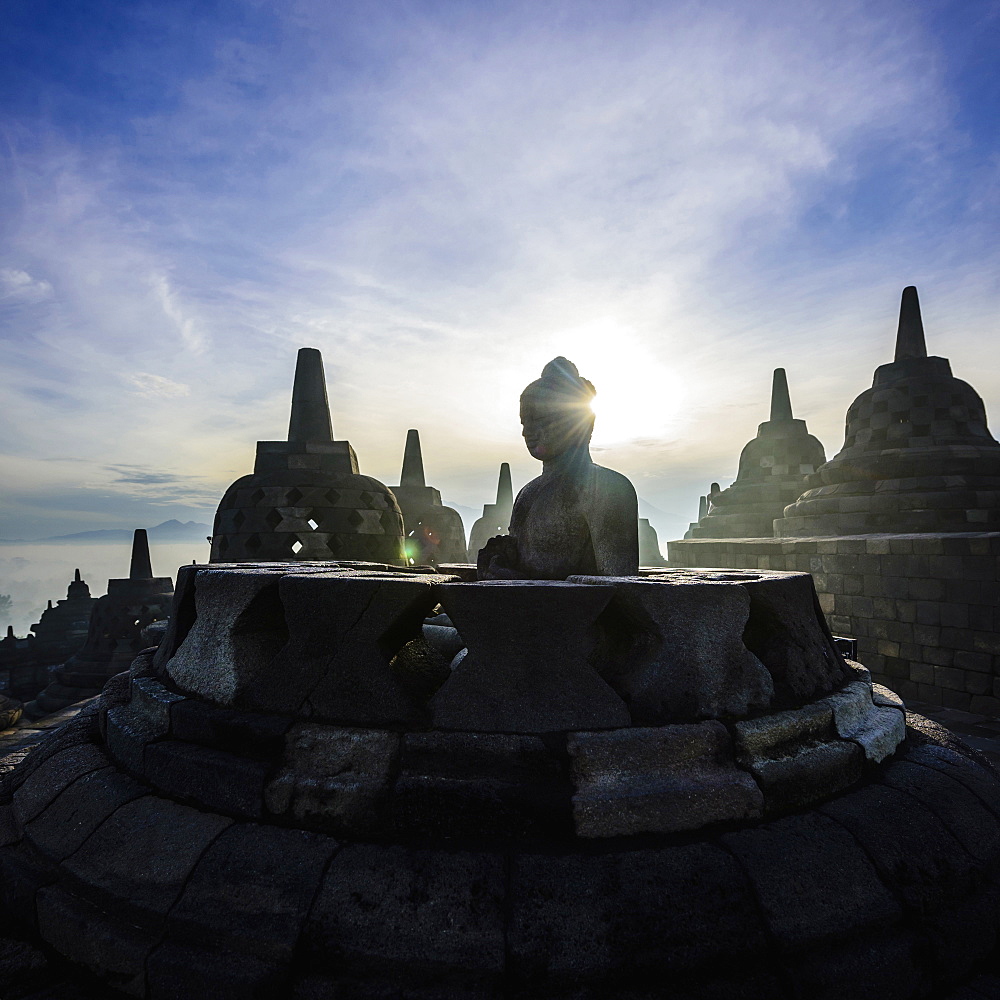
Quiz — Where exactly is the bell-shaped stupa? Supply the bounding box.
[29,568,95,665]
[211,348,405,563]
[467,462,514,562]
[779,287,1000,535]
[389,429,468,567]
[26,530,173,717]
[690,369,826,537]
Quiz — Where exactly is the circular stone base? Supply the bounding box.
[1,695,999,999]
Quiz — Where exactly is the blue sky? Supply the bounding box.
[2,0,998,542]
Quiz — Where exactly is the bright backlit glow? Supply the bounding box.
[538,320,687,446]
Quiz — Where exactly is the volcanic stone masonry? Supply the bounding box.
[0,571,96,703]
[688,368,826,538]
[210,347,406,564]
[24,530,173,719]
[670,287,1000,712]
[389,429,468,568]
[467,462,514,563]
[1,561,998,998]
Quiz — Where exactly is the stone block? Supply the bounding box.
[146,941,285,1000]
[732,703,862,813]
[169,698,291,757]
[568,576,773,723]
[965,672,992,696]
[35,885,154,995]
[392,732,567,839]
[881,759,1000,867]
[144,739,270,819]
[105,703,164,775]
[255,573,440,724]
[871,684,905,711]
[130,675,185,730]
[970,696,1000,717]
[955,650,992,672]
[720,811,900,952]
[737,574,847,703]
[431,582,629,733]
[169,823,338,962]
[165,568,289,704]
[941,689,973,712]
[12,742,108,827]
[61,795,232,921]
[567,723,763,837]
[24,765,146,863]
[818,681,906,762]
[934,666,967,691]
[265,724,400,834]
[506,844,768,986]
[305,844,505,981]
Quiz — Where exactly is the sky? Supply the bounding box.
[1,0,998,544]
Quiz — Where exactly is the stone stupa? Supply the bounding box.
[690,369,826,537]
[26,530,173,717]
[389,429,468,567]
[29,569,95,665]
[211,348,406,564]
[779,286,1000,535]
[2,355,1000,998]
[467,462,514,563]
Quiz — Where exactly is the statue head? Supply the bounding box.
[519,357,596,461]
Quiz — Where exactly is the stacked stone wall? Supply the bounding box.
[667,533,1000,714]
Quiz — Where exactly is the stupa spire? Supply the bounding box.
[74,568,81,582]
[400,429,426,488]
[894,286,927,362]
[5,626,13,639]
[497,463,513,508]
[770,368,793,422]
[129,529,153,580]
[287,348,334,443]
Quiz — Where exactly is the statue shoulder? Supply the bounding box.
[590,464,638,501]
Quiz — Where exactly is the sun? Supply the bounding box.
[546,321,686,446]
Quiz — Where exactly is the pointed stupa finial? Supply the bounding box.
[497,463,513,508]
[894,286,927,362]
[770,368,793,422]
[5,626,12,639]
[698,495,708,520]
[74,568,81,582]
[129,529,153,580]
[47,600,53,610]
[400,429,426,487]
[287,348,334,443]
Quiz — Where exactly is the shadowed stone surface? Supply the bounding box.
[690,368,826,538]
[391,429,468,568]
[569,576,773,722]
[430,581,629,732]
[779,287,1000,536]
[211,348,405,564]
[479,358,639,579]
[567,723,764,836]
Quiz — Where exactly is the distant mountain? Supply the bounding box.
[1,520,212,544]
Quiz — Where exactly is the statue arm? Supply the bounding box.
[588,472,639,576]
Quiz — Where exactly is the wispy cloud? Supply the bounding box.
[1,0,998,540]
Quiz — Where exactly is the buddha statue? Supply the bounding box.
[478,357,639,579]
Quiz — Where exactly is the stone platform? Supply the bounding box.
[0,562,999,998]
[668,533,1000,714]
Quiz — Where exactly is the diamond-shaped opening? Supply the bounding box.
[359,491,373,507]
[245,533,262,553]
[232,511,246,528]
[265,509,283,529]
[286,488,303,505]
[291,540,304,555]
[249,489,265,504]
[307,518,320,531]
[347,509,365,528]
[325,489,341,506]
